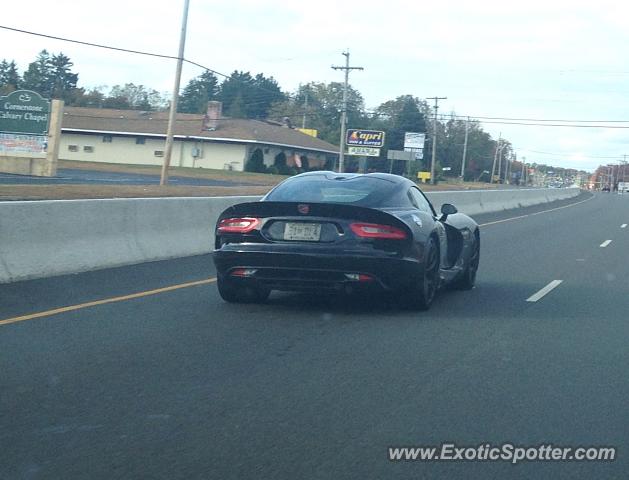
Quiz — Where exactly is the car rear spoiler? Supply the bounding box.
[217,201,411,231]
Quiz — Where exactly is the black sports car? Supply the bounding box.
[212,172,480,310]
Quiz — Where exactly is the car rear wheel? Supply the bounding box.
[217,275,270,303]
[406,236,440,311]
[452,231,479,291]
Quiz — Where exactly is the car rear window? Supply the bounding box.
[264,175,400,206]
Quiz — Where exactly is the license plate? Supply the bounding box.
[283,222,321,241]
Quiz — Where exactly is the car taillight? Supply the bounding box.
[217,217,260,233]
[350,222,407,239]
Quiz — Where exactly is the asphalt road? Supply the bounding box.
[0,168,257,186]
[2,191,628,479]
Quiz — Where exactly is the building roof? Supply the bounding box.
[61,107,339,155]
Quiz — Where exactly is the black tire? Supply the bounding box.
[217,275,270,304]
[452,231,480,290]
[406,236,440,311]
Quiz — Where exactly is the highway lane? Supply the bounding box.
[2,191,629,479]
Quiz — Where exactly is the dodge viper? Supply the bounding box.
[212,172,480,310]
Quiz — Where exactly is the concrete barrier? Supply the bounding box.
[0,188,580,283]
[426,187,580,216]
[0,196,258,284]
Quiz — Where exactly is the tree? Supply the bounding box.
[388,96,427,150]
[49,53,79,102]
[179,70,219,114]
[104,83,165,110]
[268,82,366,146]
[0,59,20,94]
[218,70,285,119]
[249,73,284,118]
[245,148,266,173]
[371,95,427,174]
[69,86,107,108]
[22,50,54,96]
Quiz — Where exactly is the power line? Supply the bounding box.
[467,120,629,129]
[433,114,629,129]
[518,149,624,159]
[0,24,295,103]
[8,24,629,140]
[446,114,629,123]
[0,25,178,62]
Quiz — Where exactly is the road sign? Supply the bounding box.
[404,132,426,150]
[346,129,385,147]
[347,146,380,157]
[387,150,414,161]
[405,147,424,160]
[0,90,51,135]
[417,171,431,182]
[442,167,451,171]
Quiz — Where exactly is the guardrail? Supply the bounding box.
[0,188,580,283]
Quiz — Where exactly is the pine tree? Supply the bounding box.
[218,71,285,119]
[0,60,20,94]
[179,70,219,113]
[49,53,79,101]
[22,50,54,96]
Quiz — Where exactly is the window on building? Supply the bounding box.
[136,137,146,145]
[154,150,164,157]
[68,145,78,152]
[102,135,113,143]
[84,146,94,153]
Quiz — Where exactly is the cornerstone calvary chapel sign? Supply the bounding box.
[0,90,51,135]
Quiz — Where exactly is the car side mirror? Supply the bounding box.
[440,203,457,221]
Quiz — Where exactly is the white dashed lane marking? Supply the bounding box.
[621,224,627,229]
[526,280,564,303]
[600,240,613,248]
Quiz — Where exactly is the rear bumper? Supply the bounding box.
[213,244,422,293]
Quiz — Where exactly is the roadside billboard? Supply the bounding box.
[404,132,425,150]
[347,146,380,157]
[346,129,385,148]
[0,90,51,135]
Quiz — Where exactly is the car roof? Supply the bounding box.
[295,171,413,185]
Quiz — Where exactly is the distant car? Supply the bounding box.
[212,172,480,310]
[602,186,611,192]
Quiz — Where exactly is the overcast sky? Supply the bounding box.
[3,0,629,171]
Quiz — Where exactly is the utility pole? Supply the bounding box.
[460,116,469,181]
[427,96,447,184]
[521,156,526,186]
[160,0,190,185]
[302,87,309,129]
[332,51,363,173]
[505,152,512,184]
[490,133,501,183]
[497,143,503,181]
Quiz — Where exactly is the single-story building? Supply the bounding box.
[59,102,339,171]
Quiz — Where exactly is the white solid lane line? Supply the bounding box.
[600,240,613,248]
[526,280,564,303]
[622,224,627,229]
